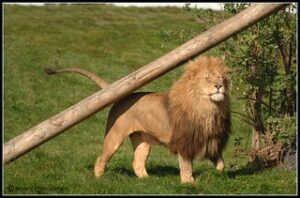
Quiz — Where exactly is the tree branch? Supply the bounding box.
[235,96,278,112]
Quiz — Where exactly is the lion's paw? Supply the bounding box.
[181,176,194,184]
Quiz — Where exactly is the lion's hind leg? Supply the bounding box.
[130,132,151,178]
[94,126,127,177]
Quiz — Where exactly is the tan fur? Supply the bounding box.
[45,56,231,183]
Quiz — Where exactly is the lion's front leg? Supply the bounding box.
[178,153,194,183]
[211,155,225,172]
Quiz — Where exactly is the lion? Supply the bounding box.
[45,56,231,183]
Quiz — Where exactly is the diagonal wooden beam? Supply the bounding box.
[4,3,288,163]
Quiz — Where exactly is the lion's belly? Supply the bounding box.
[136,120,172,146]
[128,92,172,145]
[109,92,173,145]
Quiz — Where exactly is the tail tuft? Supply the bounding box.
[44,68,57,75]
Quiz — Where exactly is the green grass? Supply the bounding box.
[3,4,296,195]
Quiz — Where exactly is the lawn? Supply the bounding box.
[3,4,297,195]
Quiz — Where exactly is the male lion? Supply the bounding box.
[45,56,231,183]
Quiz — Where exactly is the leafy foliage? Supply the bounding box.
[222,3,296,150]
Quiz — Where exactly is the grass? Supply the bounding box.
[3,4,297,195]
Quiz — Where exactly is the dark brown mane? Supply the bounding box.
[167,56,231,160]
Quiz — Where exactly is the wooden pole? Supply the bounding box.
[4,4,288,163]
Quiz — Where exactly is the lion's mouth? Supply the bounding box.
[210,92,224,102]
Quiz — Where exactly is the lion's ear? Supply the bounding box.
[184,60,200,77]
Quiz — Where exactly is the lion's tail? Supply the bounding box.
[44,67,110,89]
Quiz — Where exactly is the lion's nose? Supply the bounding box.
[215,84,222,89]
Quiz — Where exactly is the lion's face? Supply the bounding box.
[196,70,228,102]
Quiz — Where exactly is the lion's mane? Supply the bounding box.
[167,57,231,160]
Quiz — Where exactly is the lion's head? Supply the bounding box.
[182,56,229,102]
[167,56,231,160]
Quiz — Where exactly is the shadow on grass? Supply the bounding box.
[148,165,179,176]
[226,161,272,179]
[112,165,207,178]
[87,161,271,179]
[111,165,180,177]
[112,167,136,177]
